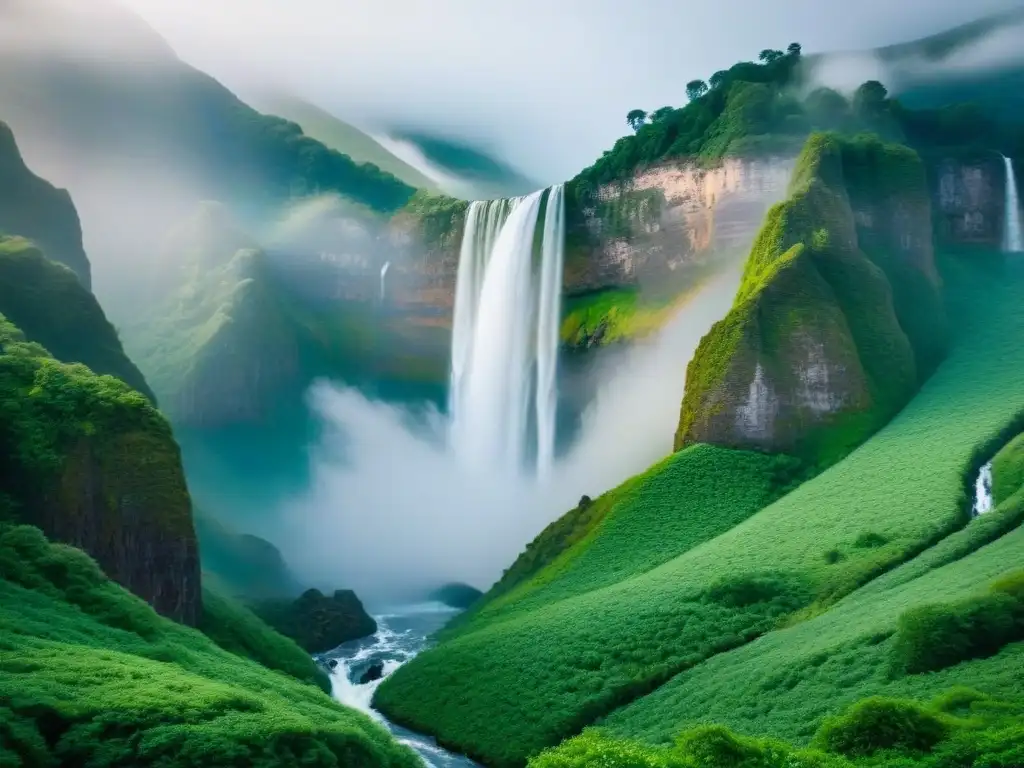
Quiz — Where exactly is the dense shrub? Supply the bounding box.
[813,697,948,757]
[890,591,1024,675]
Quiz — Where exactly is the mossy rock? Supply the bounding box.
[0,315,199,623]
[676,133,944,466]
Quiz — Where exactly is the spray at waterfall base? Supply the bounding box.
[280,186,745,601]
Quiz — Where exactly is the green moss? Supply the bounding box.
[393,189,469,248]
[0,524,419,768]
[991,432,1024,505]
[676,133,941,467]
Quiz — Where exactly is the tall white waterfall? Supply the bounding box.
[449,185,566,476]
[1004,155,1023,253]
[380,261,390,301]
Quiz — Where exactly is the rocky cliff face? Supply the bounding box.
[929,153,1006,247]
[677,134,945,465]
[565,157,794,294]
[0,121,91,287]
[0,316,200,624]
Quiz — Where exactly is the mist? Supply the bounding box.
[121,0,1024,184]
[277,265,742,602]
[808,13,1024,96]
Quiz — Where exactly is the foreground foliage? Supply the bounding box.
[0,524,419,768]
[530,688,1024,768]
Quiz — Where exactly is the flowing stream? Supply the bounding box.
[323,604,478,767]
[973,461,994,516]
[1004,155,1022,253]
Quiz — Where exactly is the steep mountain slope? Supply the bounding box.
[374,156,1024,766]
[253,93,439,191]
[0,236,153,401]
[0,121,89,286]
[0,314,198,623]
[676,133,944,465]
[123,202,448,429]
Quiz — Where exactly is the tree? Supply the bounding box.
[759,49,785,64]
[853,80,889,120]
[650,106,675,123]
[686,80,708,102]
[787,42,802,57]
[709,70,728,90]
[626,109,648,132]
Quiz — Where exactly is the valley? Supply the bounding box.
[1,2,1024,768]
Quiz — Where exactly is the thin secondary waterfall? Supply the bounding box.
[449,185,566,476]
[380,261,390,301]
[1004,155,1022,253]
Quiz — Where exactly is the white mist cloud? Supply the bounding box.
[278,266,742,603]
[119,0,1024,183]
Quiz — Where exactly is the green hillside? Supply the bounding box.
[0,523,420,768]
[375,210,1024,766]
[254,93,439,191]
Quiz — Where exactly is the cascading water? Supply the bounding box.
[380,261,391,302]
[448,185,566,476]
[1004,155,1022,253]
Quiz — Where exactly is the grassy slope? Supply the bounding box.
[0,523,419,768]
[375,253,1024,766]
[254,94,438,191]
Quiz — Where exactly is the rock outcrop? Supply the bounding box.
[0,121,91,287]
[676,133,946,465]
[250,588,378,654]
[0,315,200,624]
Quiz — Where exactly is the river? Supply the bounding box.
[320,603,479,768]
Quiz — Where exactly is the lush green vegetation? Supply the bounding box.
[198,587,331,692]
[0,121,91,286]
[375,252,1024,766]
[991,432,1024,505]
[530,688,1024,768]
[255,93,439,190]
[0,236,153,400]
[570,36,1024,197]
[0,523,419,768]
[677,132,941,465]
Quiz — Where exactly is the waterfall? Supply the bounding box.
[380,261,390,302]
[449,185,566,476]
[1004,156,1022,253]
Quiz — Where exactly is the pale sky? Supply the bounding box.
[119,0,1024,183]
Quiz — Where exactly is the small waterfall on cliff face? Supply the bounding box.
[379,261,390,302]
[1004,156,1023,253]
[449,185,566,476]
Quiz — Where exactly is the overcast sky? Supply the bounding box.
[120,0,1024,183]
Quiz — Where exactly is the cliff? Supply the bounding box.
[929,151,1008,247]
[0,121,91,287]
[0,236,154,400]
[676,133,946,465]
[126,202,449,428]
[0,315,200,624]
